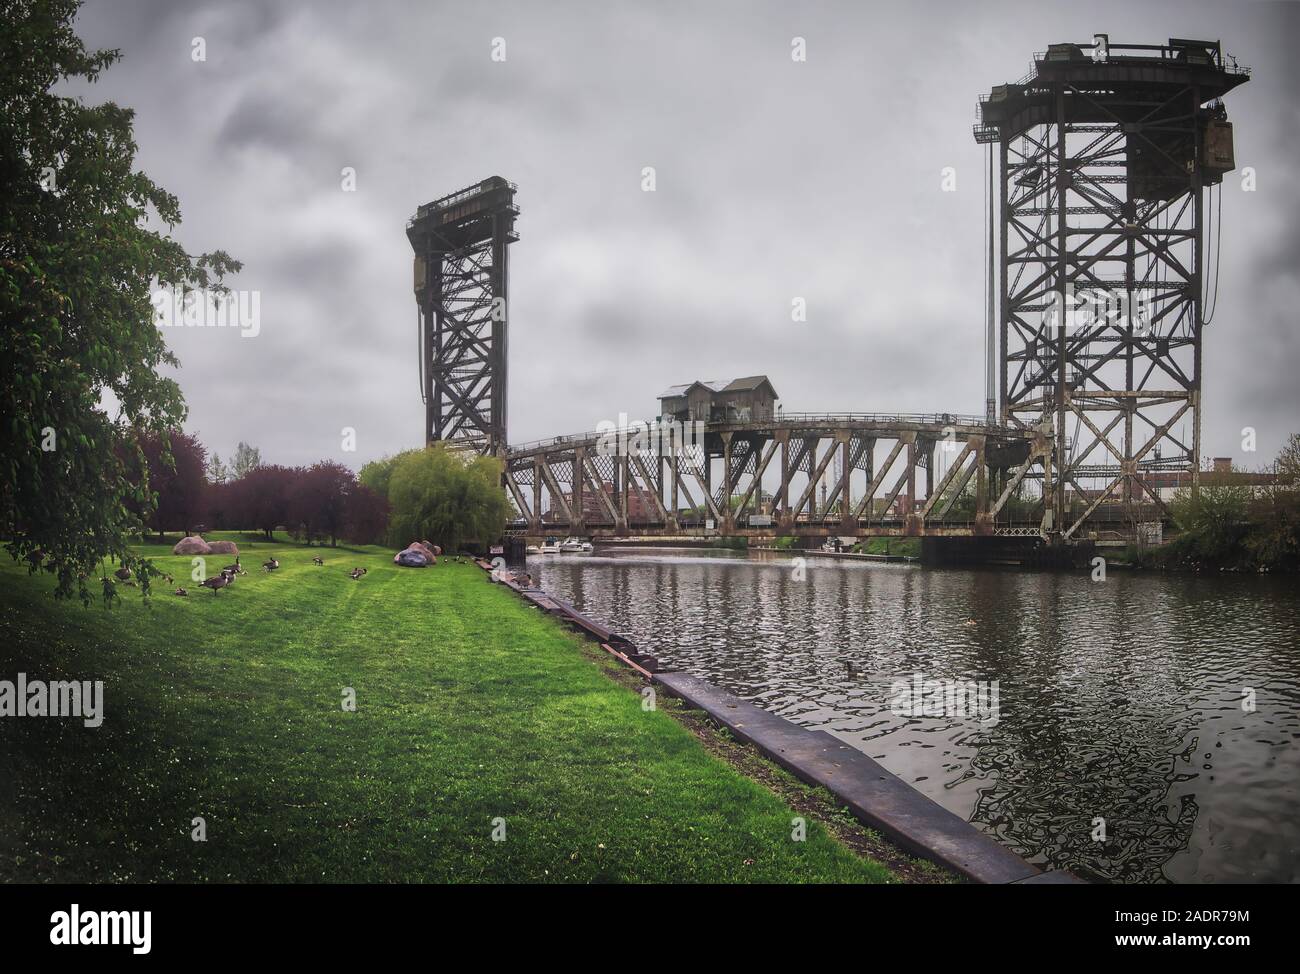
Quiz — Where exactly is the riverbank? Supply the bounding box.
[527,546,1300,881]
[0,533,921,883]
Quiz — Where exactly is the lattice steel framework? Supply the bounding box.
[408,177,519,455]
[503,415,1058,540]
[975,38,1247,538]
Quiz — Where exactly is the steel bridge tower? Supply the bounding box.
[974,37,1248,540]
[408,176,519,456]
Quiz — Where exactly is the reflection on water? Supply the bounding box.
[531,548,1300,883]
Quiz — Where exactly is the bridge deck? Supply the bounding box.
[501,414,1157,542]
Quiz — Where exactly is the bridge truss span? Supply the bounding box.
[504,417,1055,540]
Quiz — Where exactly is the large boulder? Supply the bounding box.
[395,547,429,568]
[408,541,438,561]
[172,536,212,555]
[206,540,239,555]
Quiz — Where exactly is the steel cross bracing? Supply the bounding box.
[501,417,1091,540]
[409,177,518,456]
[978,39,1248,540]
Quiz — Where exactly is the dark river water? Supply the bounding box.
[529,548,1300,883]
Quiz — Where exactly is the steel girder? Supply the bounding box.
[503,418,1050,539]
[992,65,1239,539]
[409,178,518,456]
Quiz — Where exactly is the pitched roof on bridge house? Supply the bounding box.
[657,376,779,423]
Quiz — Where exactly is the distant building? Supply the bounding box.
[543,481,659,523]
[657,375,779,424]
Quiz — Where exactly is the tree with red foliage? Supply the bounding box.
[343,482,389,545]
[122,431,208,539]
[287,461,354,546]
[204,479,233,531]
[227,465,296,540]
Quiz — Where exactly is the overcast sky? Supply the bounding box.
[70,0,1299,471]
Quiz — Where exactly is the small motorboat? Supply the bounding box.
[525,545,541,555]
[559,538,583,553]
[539,537,561,554]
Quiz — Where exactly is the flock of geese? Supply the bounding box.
[170,555,374,596]
[106,550,473,596]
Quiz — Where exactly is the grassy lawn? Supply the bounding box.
[859,538,921,558]
[0,533,895,883]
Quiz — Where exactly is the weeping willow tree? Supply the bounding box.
[384,444,510,552]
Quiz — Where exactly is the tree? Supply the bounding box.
[1169,467,1252,567]
[205,479,233,531]
[359,449,419,503]
[1277,432,1300,488]
[206,452,229,485]
[385,444,509,551]
[230,441,261,480]
[122,430,206,539]
[343,482,388,545]
[287,461,353,546]
[227,465,295,540]
[1,0,239,602]
[1245,434,1300,571]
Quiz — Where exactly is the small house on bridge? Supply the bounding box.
[658,376,779,424]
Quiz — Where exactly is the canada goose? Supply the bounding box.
[349,567,368,579]
[312,556,324,566]
[114,566,132,582]
[174,587,188,596]
[163,573,175,585]
[221,556,243,575]
[200,573,229,594]
[262,557,280,572]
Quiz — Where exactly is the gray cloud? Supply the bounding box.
[68,0,1300,470]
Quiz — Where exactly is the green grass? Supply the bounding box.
[0,532,894,883]
[859,538,921,558]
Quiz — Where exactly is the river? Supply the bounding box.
[529,547,1300,883]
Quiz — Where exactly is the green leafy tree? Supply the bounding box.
[1277,432,1300,487]
[359,448,420,504]
[1169,468,1252,567]
[1,0,239,601]
[206,452,229,485]
[230,441,261,480]
[385,444,510,552]
[1245,434,1300,570]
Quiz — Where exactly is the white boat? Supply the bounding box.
[525,545,541,555]
[539,537,561,554]
[559,537,584,553]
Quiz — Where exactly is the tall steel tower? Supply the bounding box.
[408,176,519,456]
[974,38,1248,540]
